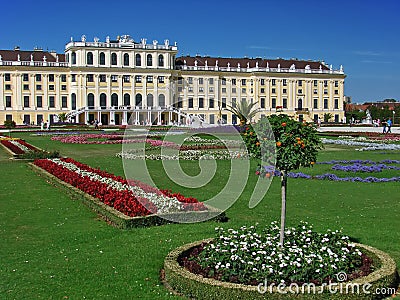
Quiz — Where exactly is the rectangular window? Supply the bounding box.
[36,74,41,81]
[86,74,94,82]
[283,88,287,94]
[147,76,153,83]
[271,79,276,86]
[241,79,246,85]
[123,75,130,83]
[24,96,30,108]
[62,85,67,91]
[198,97,204,108]
[188,97,193,108]
[5,84,11,90]
[260,97,265,108]
[111,75,118,82]
[298,80,302,86]
[241,88,246,93]
[61,75,67,82]
[36,85,42,90]
[199,87,204,92]
[23,74,29,81]
[324,80,328,87]
[324,99,328,109]
[313,80,318,87]
[209,98,214,108]
[158,76,164,83]
[271,88,276,94]
[313,99,318,109]
[198,78,203,85]
[100,75,107,82]
[221,78,226,85]
[232,98,236,107]
[62,96,67,108]
[188,87,193,92]
[5,73,11,81]
[36,96,43,108]
[231,79,236,85]
[334,99,339,109]
[6,114,12,121]
[49,96,55,108]
[314,89,318,94]
[209,114,215,124]
[23,84,29,90]
[222,97,226,108]
[283,79,287,86]
[135,75,142,83]
[178,86,183,92]
[222,88,226,93]
[48,74,54,82]
[335,114,339,123]
[298,89,302,94]
[334,89,338,95]
[283,98,287,108]
[261,88,265,93]
[334,81,339,87]
[5,96,12,107]
[49,85,55,91]
[232,88,236,93]
[324,89,328,95]
[178,77,183,84]
[209,87,214,92]
[209,78,214,85]
[188,77,193,84]
[272,98,276,108]
[71,74,76,82]
[260,79,265,85]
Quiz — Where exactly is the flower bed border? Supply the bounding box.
[163,239,399,300]
[29,163,226,229]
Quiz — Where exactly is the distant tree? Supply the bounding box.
[225,98,259,128]
[4,120,16,137]
[323,113,333,122]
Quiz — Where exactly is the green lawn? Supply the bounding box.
[0,131,399,299]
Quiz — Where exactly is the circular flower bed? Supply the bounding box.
[164,223,399,299]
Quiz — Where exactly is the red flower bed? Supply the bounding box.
[19,140,39,151]
[1,140,25,154]
[34,158,206,216]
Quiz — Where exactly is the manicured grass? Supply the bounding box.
[1,131,399,298]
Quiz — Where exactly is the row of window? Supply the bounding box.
[87,74,165,84]
[5,95,68,108]
[3,84,67,91]
[179,77,340,87]
[3,73,67,82]
[85,93,166,108]
[69,52,165,67]
[181,86,339,95]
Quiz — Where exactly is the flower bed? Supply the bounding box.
[322,138,400,151]
[34,158,206,216]
[164,227,399,299]
[1,138,39,155]
[117,149,249,160]
[256,160,400,183]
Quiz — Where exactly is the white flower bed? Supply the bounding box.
[117,149,249,160]
[322,138,400,151]
[50,158,183,213]
[9,140,31,153]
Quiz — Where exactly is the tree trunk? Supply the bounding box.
[279,171,287,247]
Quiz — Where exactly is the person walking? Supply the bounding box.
[386,118,392,134]
[382,119,387,134]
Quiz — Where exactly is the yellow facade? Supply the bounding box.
[0,35,345,126]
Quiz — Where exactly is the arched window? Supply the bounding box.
[135,93,142,107]
[135,54,141,66]
[147,54,153,66]
[111,93,118,107]
[158,94,165,107]
[87,93,94,108]
[87,52,93,65]
[71,93,77,110]
[71,52,76,65]
[124,93,130,106]
[111,53,117,65]
[298,99,303,110]
[123,53,129,66]
[147,94,153,107]
[100,93,107,109]
[158,54,164,67]
[99,52,105,65]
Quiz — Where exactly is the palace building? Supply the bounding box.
[0,35,346,126]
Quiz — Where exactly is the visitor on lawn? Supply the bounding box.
[386,118,392,134]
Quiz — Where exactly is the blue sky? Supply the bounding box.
[1,0,399,103]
